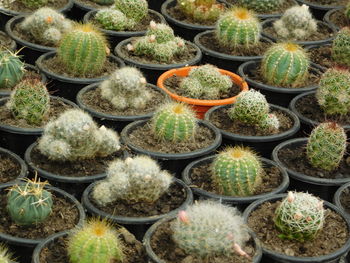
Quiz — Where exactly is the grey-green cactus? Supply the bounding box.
[236,0,284,13]
[332,28,350,67]
[91,0,114,5]
[19,0,48,9]
[0,50,25,90]
[95,9,132,31]
[114,0,148,23]
[178,0,225,22]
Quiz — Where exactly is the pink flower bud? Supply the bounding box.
[127,44,134,51]
[150,20,157,29]
[317,201,324,210]
[140,77,147,84]
[178,40,184,47]
[233,243,251,260]
[294,212,303,220]
[178,211,189,224]
[287,192,295,203]
[149,35,156,42]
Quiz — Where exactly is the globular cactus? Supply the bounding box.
[67,219,124,263]
[235,0,284,13]
[273,5,318,40]
[275,191,325,242]
[115,0,148,23]
[172,201,251,258]
[0,50,25,90]
[92,156,173,206]
[57,24,109,77]
[151,102,197,142]
[332,28,350,67]
[7,177,53,226]
[258,113,280,133]
[91,0,114,5]
[37,109,121,161]
[178,0,225,22]
[19,0,48,9]
[0,244,15,263]
[215,7,261,49]
[211,146,263,196]
[306,122,347,171]
[345,3,350,20]
[100,67,152,110]
[179,64,232,99]
[95,9,132,31]
[261,43,310,88]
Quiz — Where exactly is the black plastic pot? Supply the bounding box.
[149,0,166,12]
[76,82,169,132]
[36,51,125,102]
[121,119,222,176]
[0,146,28,184]
[204,104,300,158]
[334,182,350,220]
[324,8,344,31]
[295,0,346,20]
[238,60,324,107]
[0,30,16,51]
[243,193,350,263]
[114,38,202,84]
[305,44,331,72]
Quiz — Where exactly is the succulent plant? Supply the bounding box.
[100,67,152,110]
[178,0,224,22]
[115,0,148,23]
[261,43,310,88]
[332,28,350,67]
[345,2,350,19]
[0,50,25,90]
[306,122,347,171]
[95,9,131,31]
[91,0,114,5]
[275,191,325,242]
[215,7,261,49]
[0,244,15,263]
[258,113,280,133]
[67,219,124,263]
[37,109,121,161]
[273,4,317,40]
[235,0,284,13]
[19,0,48,8]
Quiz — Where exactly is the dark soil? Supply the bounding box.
[39,228,147,263]
[307,45,334,69]
[340,188,350,214]
[227,0,297,15]
[150,220,256,263]
[80,85,167,116]
[208,107,293,136]
[0,191,79,239]
[302,0,348,6]
[0,153,21,183]
[294,93,350,126]
[0,32,14,50]
[197,31,271,57]
[2,0,69,12]
[163,75,241,100]
[328,9,348,29]
[0,69,42,92]
[90,181,187,217]
[277,143,350,179]
[248,201,349,257]
[127,122,215,153]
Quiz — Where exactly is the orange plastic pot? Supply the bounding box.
[157,66,249,119]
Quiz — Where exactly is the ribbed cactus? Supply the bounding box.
[306,122,347,171]
[0,50,25,90]
[67,219,124,263]
[151,102,197,142]
[7,177,53,226]
[37,109,121,161]
[19,0,48,8]
[273,4,318,40]
[215,7,261,49]
[275,191,325,242]
[100,67,152,110]
[261,43,310,87]
[57,24,108,77]
[178,0,224,22]
[115,0,148,23]
[91,0,114,5]
[332,28,350,67]
[95,9,131,31]
[172,201,251,258]
[211,146,263,196]
[92,156,173,206]
[0,244,15,263]
[236,0,284,13]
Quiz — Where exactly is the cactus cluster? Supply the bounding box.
[7,177,53,226]
[261,43,310,88]
[216,7,261,49]
[100,67,152,110]
[273,4,318,40]
[19,0,48,9]
[0,50,25,90]
[236,0,284,13]
[306,122,347,171]
[332,28,350,67]
[92,156,173,206]
[0,245,15,263]
[37,109,121,161]
[178,0,224,22]
[67,219,124,263]
[20,8,72,46]
[275,191,325,242]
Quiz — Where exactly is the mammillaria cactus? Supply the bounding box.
[236,0,284,13]
[91,0,114,5]
[92,156,173,206]
[215,7,261,49]
[7,177,53,226]
[275,191,325,242]
[37,109,121,161]
[115,0,148,23]
[19,0,48,8]
[100,67,152,110]
[261,43,310,87]
[211,146,263,196]
[306,122,347,171]
[95,9,132,31]
[67,219,124,263]
[332,28,350,67]
[178,0,224,22]
[259,113,280,133]
[0,50,25,90]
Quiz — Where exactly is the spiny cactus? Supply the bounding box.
[67,219,124,263]
[178,0,224,22]
[92,156,173,206]
[306,122,347,171]
[19,0,48,9]
[275,191,325,242]
[0,50,25,90]
[211,146,263,196]
[215,7,261,49]
[91,0,114,5]
[100,67,152,110]
[115,0,148,23]
[258,113,280,133]
[236,0,284,13]
[95,9,132,31]
[57,24,109,77]
[7,177,53,226]
[332,28,350,67]
[172,201,251,258]
[151,102,197,142]
[261,43,310,88]
[0,244,15,263]
[37,109,121,161]
[346,3,350,20]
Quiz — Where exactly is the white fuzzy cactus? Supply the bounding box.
[258,113,280,133]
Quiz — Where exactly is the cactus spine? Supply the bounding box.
[95,9,132,31]
[332,28,350,67]
[178,0,225,22]
[0,245,15,263]
[0,50,25,90]
[19,0,48,9]
[236,0,284,13]
[115,0,148,23]
[91,0,114,5]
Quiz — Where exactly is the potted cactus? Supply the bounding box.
[295,0,347,20]
[0,244,16,263]
[0,147,27,185]
[0,31,16,51]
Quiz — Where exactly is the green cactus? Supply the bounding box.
[0,50,25,90]
[7,177,53,226]
[235,0,284,13]
[95,9,132,31]
[178,0,225,22]
[332,28,350,67]
[258,113,280,133]
[19,0,48,9]
[115,0,148,23]
[91,0,114,5]
[345,3,350,19]
[275,191,325,242]
[261,43,310,88]
[306,122,347,171]
[151,102,197,142]
[57,24,109,77]
[215,7,261,49]
[67,219,124,263]
[0,244,15,263]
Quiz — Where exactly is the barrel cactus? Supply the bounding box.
[0,50,25,90]
[332,28,350,67]
[236,0,284,13]
[19,0,48,8]
[178,0,225,22]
